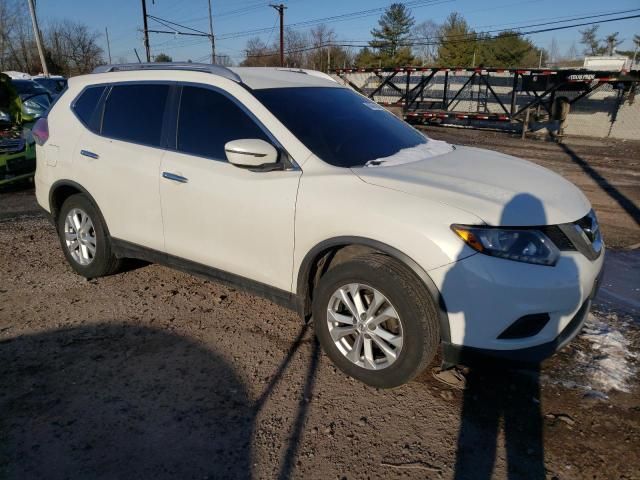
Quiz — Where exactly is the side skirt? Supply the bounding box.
[111,238,298,312]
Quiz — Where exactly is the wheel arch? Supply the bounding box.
[49,180,100,223]
[296,236,451,343]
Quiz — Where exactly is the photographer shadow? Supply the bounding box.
[0,323,255,479]
[440,193,581,479]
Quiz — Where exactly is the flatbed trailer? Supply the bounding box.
[333,67,639,131]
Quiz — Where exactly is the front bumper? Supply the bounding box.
[429,245,605,367]
[441,291,595,367]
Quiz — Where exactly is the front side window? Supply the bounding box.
[102,84,169,147]
[253,87,428,167]
[177,86,269,161]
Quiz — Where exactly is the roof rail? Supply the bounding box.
[92,62,241,83]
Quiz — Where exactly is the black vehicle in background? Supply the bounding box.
[33,76,68,98]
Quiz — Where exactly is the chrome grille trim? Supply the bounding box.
[558,210,603,261]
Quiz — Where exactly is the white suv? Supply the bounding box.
[33,64,604,388]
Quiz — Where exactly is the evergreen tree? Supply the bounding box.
[437,12,476,66]
[369,3,415,65]
[604,32,623,56]
[579,26,602,55]
[154,53,173,62]
[480,32,539,67]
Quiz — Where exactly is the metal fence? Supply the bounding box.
[333,67,640,140]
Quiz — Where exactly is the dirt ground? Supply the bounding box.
[1,129,639,480]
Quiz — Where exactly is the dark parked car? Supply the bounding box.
[0,74,36,186]
[11,79,52,121]
[33,76,68,98]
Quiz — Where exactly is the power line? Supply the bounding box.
[245,12,640,57]
[340,8,640,46]
[148,14,210,35]
[218,0,451,40]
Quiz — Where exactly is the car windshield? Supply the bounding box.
[252,87,427,167]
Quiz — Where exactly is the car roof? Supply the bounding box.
[87,63,341,90]
[229,67,340,90]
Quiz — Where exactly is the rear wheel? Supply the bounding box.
[313,253,439,388]
[57,194,121,278]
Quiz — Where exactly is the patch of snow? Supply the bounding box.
[364,140,454,167]
[577,312,637,393]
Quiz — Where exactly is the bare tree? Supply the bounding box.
[548,37,560,64]
[283,28,307,67]
[307,24,335,71]
[412,20,439,65]
[45,21,104,75]
[0,1,103,76]
[241,37,278,67]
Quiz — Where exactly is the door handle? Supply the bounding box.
[80,150,99,159]
[162,172,189,183]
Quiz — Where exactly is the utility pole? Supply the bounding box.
[207,0,215,63]
[141,0,151,62]
[26,0,49,76]
[270,4,286,67]
[105,27,112,64]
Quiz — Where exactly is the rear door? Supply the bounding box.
[72,83,170,251]
[159,85,301,291]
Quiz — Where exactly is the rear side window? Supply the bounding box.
[177,86,269,161]
[102,84,169,147]
[72,86,105,128]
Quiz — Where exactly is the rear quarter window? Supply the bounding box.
[72,86,106,130]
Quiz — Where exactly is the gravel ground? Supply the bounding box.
[0,130,639,480]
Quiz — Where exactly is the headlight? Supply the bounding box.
[451,224,560,266]
[0,109,10,122]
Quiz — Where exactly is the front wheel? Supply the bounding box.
[313,253,440,388]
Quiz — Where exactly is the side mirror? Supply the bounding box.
[224,139,279,170]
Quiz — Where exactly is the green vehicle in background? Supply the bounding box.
[0,73,37,187]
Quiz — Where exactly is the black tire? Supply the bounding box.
[57,193,122,279]
[313,253,439,389]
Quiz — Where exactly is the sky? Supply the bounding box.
[35,0,640,65]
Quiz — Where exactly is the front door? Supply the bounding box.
[159,85,301,291]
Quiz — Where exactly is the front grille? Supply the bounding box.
[0,138,26,154]
[541,225,575,251]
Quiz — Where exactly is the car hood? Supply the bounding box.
[352,145,590,226]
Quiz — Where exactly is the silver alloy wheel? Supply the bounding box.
[327,283,403,370]
[64,208,97,266]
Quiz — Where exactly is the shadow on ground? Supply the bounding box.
[0,323,255,479]
[559,143,640,227]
